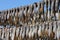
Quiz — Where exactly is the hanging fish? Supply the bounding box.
[38,24,41,37]
[6,28,9,40]
[10,27,15,40]
[1,28,4,39]
[53,21,57,39]
[57,21,60,40]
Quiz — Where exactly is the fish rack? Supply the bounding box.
[0,0,60,40]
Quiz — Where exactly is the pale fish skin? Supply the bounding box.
[48,22,52,36]
[38,25,41,37]
[11,27,16,40]
[53,21,57,39]
[1,28,4,39]
[6,28,9,40]
[57,21,60,40]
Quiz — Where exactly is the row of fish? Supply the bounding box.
[0,0,60,25]
[0,21,60,40]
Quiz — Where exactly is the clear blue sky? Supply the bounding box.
[0,0,42,11]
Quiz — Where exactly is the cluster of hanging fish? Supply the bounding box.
[0,0,60,25]
[0,21,60,40]
[0,0,60,40]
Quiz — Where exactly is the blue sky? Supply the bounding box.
[0,0,42,11]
